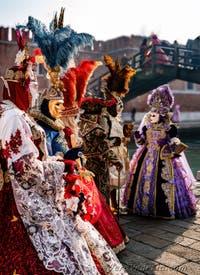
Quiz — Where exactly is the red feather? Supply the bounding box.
[61,68,77,108]
[16,29,25,51]
[16,30,29,51]
[76,60,101,106]
[61,59,102,109]
[22,30,29,42]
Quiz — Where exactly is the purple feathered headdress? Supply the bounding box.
[147,84,174,116]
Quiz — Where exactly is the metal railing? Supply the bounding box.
[132,44,200,71]
[87,44,200,97]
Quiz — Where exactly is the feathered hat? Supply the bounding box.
[2,29,36,112]
[61,59,102,116]
[17,8,94,91]
[102,55,136,97]
[14,29,31,65]
[148,84,174,116]
[4,29,35,82]
[80,96,117,115]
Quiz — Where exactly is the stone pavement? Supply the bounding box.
[117,181,200,275]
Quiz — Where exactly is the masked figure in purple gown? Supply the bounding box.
[123,85,196,219]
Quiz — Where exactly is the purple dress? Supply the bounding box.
[123,122,196,219]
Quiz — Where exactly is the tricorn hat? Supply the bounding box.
[80,97,116,115]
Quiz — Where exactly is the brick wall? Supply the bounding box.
[0,27,200,112]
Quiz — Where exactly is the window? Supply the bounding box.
[187,82,194,90]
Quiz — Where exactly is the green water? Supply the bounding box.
[179,127,200,176]
[127,127,200,178]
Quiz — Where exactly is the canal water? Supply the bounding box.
[178,127,200,177]
[127,126,200,179]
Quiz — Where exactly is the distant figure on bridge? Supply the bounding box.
[171,104,181,123]
[139,38,148,67]
[172,40,179,62]
[173,40,179,47]
[144,34,170,66]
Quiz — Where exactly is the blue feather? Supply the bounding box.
[22,16,94,70]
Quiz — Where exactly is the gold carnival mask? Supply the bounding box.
[48,99,65,119]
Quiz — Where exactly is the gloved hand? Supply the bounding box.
[114,161,123,171]
[111,137,121,146]
[134,131,141,139]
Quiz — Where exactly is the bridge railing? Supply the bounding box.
[132,44,200,71]
[87,44,200,97]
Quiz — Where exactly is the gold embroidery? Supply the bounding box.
[146,126,167,151]
[161,182,174,215]
[13,269,20,275]
[11,215,18,222]
[4,170,11,183]
[143,179,151,193]
[56,134,68,152]
[146,161,153,175]
[29,108,64,131]
[142,195,149,210]
[161,157,173,181]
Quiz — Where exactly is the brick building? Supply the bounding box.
[1,27,200,113]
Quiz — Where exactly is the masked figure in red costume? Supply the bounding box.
[0,14,128,275]
[144,34,170,66]
[59,57,129,253]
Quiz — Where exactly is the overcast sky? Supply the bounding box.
[0,0,199,45]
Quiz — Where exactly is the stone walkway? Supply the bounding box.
[117,181,200,275]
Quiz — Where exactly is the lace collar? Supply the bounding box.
[29,108,64,131]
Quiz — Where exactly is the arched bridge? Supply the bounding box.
[124,44,200,102]
[89,43,200,102]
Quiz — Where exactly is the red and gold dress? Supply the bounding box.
[0,100,128,275]
[64,161,128,255]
